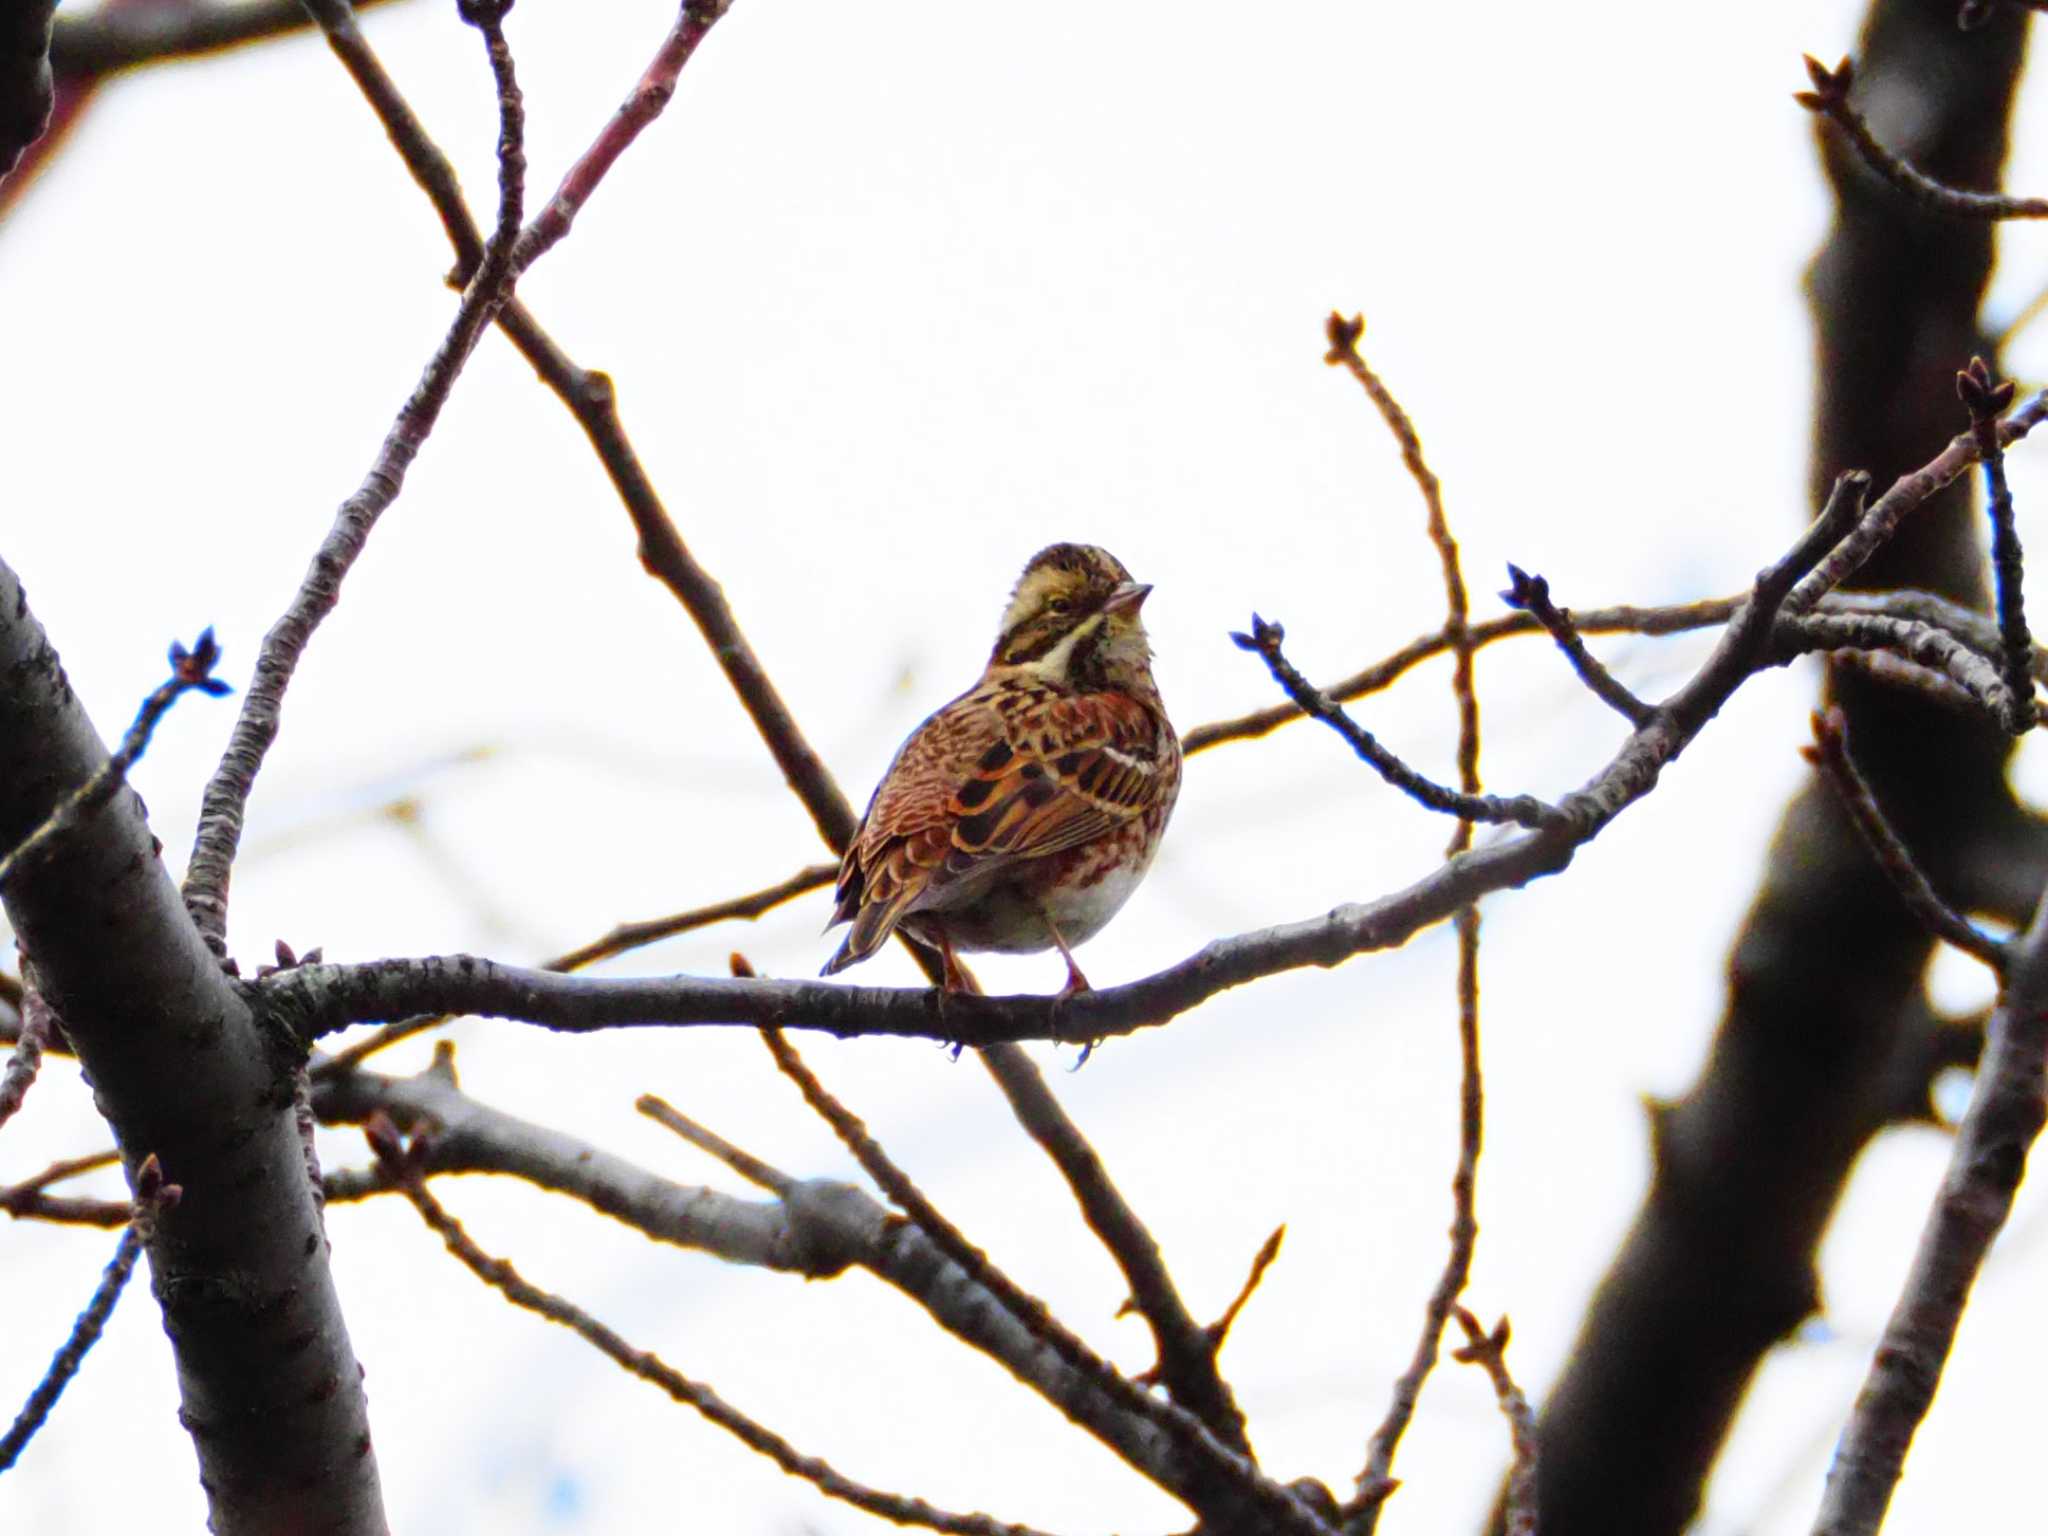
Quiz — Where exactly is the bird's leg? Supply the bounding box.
[935,929,980,995]
[1038,908,1091,997]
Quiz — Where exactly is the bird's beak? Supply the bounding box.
[1101,581,1153,616]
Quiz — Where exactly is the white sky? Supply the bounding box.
[6,2,2048,1533]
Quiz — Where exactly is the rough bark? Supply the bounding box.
[1516,7,2033,1534]
[0,558,388,1535]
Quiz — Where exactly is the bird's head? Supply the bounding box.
[990,543,1156,690]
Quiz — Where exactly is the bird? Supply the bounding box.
[823,543,1181,995]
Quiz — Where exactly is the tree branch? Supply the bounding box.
[364,1117,1063,1536]
[1810,887,2048,1535]
[0,559,387,1532]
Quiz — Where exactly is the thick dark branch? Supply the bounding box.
[0,559,386,1533]
[366,1120,1062,1536]
[1810,891,2048,1535]
[48,0,408,76]
[0,1,53,178]
[1804,709,2008,969]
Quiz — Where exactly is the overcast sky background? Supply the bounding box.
[7,2,2048,1532]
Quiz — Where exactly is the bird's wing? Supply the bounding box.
[822,683,1171,972]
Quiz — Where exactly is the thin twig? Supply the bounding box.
[1803,710,2007,971]
[1203,1226,1284,1358]
[1499,565,1653,725]
[1796,54,2048,219]
[636,1092,793,1196]
[1810,890,2048,1536]
[0,981,50,1136]
[1450,1309,1538,1536]
[363,1118,1060,1536]
[0,629,229,891]
[181,5,530,955]
[1231,616,1564,830]
[0,1155,177,1472]
[1325,311,1495,1526]
[1958,358,2035,731]
[976,1043,1254,1455]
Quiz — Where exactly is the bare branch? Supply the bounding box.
[1230,616,1564,830]
[1796,54,2048,220]
[1500,565,1655,726]
[316,860,834,1075]
[364,1118,1062,1536]
[756,1027,1325,1534]
[1803,709,2008,970]
[1783,390,2048,615]
[311,1058,1280,1502]
[47,0,409,76]
[1810,889,2048,1536]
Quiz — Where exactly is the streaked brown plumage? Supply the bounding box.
[824,543,1180,992]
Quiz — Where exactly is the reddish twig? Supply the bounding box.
[508,1,732,275]
[1796,54,2048,219]
[0,629,228,892]
[1803,710,2007,971]
[0,1154,178,1472]
[363,1117,1059,1536]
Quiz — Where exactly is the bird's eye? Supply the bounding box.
[1047,597,1072,614]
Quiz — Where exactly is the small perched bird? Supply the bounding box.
[824,543,1181,994]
